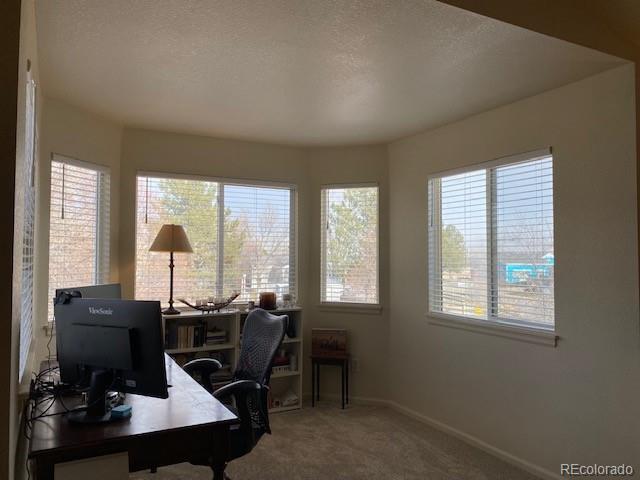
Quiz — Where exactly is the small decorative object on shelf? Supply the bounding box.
[259,291,277,310]
[282,293,294,308]
[177,292,240,313]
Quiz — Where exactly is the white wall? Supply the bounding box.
[388,64,639,475]
[304,146,390,400]
[35,98,122,360]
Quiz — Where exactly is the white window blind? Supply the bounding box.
[19,77,36,379]
[428,151,554,329]
[223,184,295,301]
[136,176,219,302]
[321,185,379,304]
[136,175,296,303]
[48,156,111,321]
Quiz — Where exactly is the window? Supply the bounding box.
[135,175,296,303]
[19,76,36,379]
[321,185,379,305]
[428,150,554,330]
[48,155,111,321]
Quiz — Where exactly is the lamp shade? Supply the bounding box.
[149,224,193,253]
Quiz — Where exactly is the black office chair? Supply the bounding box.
[183,308,288,480]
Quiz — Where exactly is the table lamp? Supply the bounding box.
[149,224,193,315]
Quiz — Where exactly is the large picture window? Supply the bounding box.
[136,175,296,303]
[428,150,554,329]
[321,185,379,305]
[48,155,111,321]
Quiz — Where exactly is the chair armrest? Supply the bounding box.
[213,379,263,401]
[183,358,223,393]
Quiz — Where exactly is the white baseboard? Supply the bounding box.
[386,401,560,480]
[301,392,388,407]
[301,392,558,480]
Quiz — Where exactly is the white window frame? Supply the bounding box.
[427,149,557,346]
[134,171,299,302]
[320,183,381,311]
[48,154,111,321]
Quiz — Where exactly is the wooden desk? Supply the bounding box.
[28,355,239,480]
[310,355,349,409]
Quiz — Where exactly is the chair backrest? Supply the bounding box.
[235,308,288,385]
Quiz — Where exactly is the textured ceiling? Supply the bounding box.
[35,0,625,146]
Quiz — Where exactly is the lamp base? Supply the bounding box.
[162,306,181,315]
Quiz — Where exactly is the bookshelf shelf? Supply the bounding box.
[165,343,235,354]
[271,370,299,378]
[162,307,303,414]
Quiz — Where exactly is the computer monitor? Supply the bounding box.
[54,296,168,423]
[55,283,122,301]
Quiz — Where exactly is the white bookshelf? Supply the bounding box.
[271,370,300,378]
[162,307,303,413]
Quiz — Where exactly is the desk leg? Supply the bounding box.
[341,363,345,409]
[316,363,320,402]
[311,361,315,407]
[211,426,229,480]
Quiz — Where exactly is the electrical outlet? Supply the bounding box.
[351,357,359,373]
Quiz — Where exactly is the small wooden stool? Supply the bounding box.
[310,355,349,409]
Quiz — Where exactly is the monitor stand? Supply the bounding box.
[67,369,116,424]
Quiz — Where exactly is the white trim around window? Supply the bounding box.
[427,148,557,346]
[320,183,380,308]
[427,311,557,346]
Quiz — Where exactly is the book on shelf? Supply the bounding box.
[272,364,291,375]
[166,323,208,349]
[272,354,289,366]
[206,328,228,345]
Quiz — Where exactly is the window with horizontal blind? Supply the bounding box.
[19,76,36,379]
[428,149,554,330]
[48,155,111,321]
[321,185,379,305]
[136,175,296,303]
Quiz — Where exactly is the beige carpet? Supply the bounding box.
[131,403,538,480]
